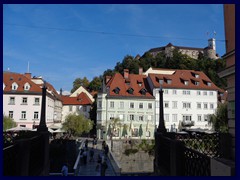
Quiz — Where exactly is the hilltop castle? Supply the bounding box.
[147,38,219,59]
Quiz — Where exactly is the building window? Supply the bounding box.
[164,114,169,122]
[183,115,192,121]
[130,102,134,109]
[34,112,39,119]
[83,106,87,112]
[22,97,28,105]
[184,81,189,86]
[183,90,190,95]
[139,115,144,121]
[197,91,201,95]
[148,103,152,109]
[98,101,102,108]
[69,105,72,111]
[164,90,168,94]
[9,111,14,119]
[167,79,172,84]
[110,101,114,108]
[204,103,208,109]
[197,103,201,109]
[139,103,143,109]
[172,101,177,108]
[9,97,15,105]
[97,113,101,120]
[204,115,209,121]
[172,114,177,122]
[183,102,191,109]
[164,102,169,108]
[132,128,139,137]
[21,111,26,119]
[207,82,212,87]
[209,91,213,96]
[34,98,40,105]
[12,82,18,90]
[210,103,214,109]
[203,91,207,96]
[119,114,124,120]
[24,83,30,91]
[172,90,177,95]
[130,115,134,121]
[195,81,200,86]
[120,102,124,109]
[197,115,202,122]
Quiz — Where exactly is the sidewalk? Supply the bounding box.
[76,139,116,176]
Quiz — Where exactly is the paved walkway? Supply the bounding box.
[76,139,116,176]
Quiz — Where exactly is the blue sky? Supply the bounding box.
[3,4,226,93]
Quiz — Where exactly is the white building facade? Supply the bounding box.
[97,71,155,139]
[3,72,62,129]
[146,68,221,132]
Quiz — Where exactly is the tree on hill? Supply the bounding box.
[71,77,90,93]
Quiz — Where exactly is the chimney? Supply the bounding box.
[139,67,143,75]
[106,76,111,84]
[60,88,62,95]
[24,73,31,79]
[124,69,129,79]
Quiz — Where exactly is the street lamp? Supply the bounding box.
[157,79,167,133]
[37,81,48,132]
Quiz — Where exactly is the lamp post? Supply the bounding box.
[157,80,167,133]
[37,81,48,132]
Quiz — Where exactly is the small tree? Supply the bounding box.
[139,124,143,139]
[62,114,93,136]
[209,102,228,133]
[3,115,16,131]
[108,118,122,151]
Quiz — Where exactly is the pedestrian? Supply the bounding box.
[102,140,106,150]
[85,139,89,150]
[89,147,94,162]
[83,150,88,165]
[100,160,108,176]
[61,163,68,176]
[95,158,101,176]
[104,144,109,156]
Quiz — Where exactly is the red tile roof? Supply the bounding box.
[3,72,62,101]
[62,92,93,105]
[106,73,154,99]
[148,69,222,91]
[3,72,42,93]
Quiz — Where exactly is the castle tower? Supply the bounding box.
[208,38,216,51]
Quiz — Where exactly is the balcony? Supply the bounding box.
[182,120,195,127]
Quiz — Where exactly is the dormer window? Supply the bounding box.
[159,79,163,85]
[184,80,189,86]
[12,82,18,90]
[137,80,143,87]
[166,79,172,84]
[195,74,199,78]
[113,87,120,94]
[127,87,134,94]
[24,83,30,91]
[207,82,212,87]
[195,81,199,86]
[140,88,147,95]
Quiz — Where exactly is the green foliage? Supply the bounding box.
[138,124,143,138]
[71,77,90,93]
[209,102,228,133]
[124,148,138,156]
[62,114,93,136]
[3,115,16,131]
[122,124,128,137]
[137,139,155,156]
[88,76,102,91]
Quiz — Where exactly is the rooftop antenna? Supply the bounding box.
[213,30,217,38]
[27,61,30,73]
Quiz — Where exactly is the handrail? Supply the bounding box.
[73,138,86,175]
